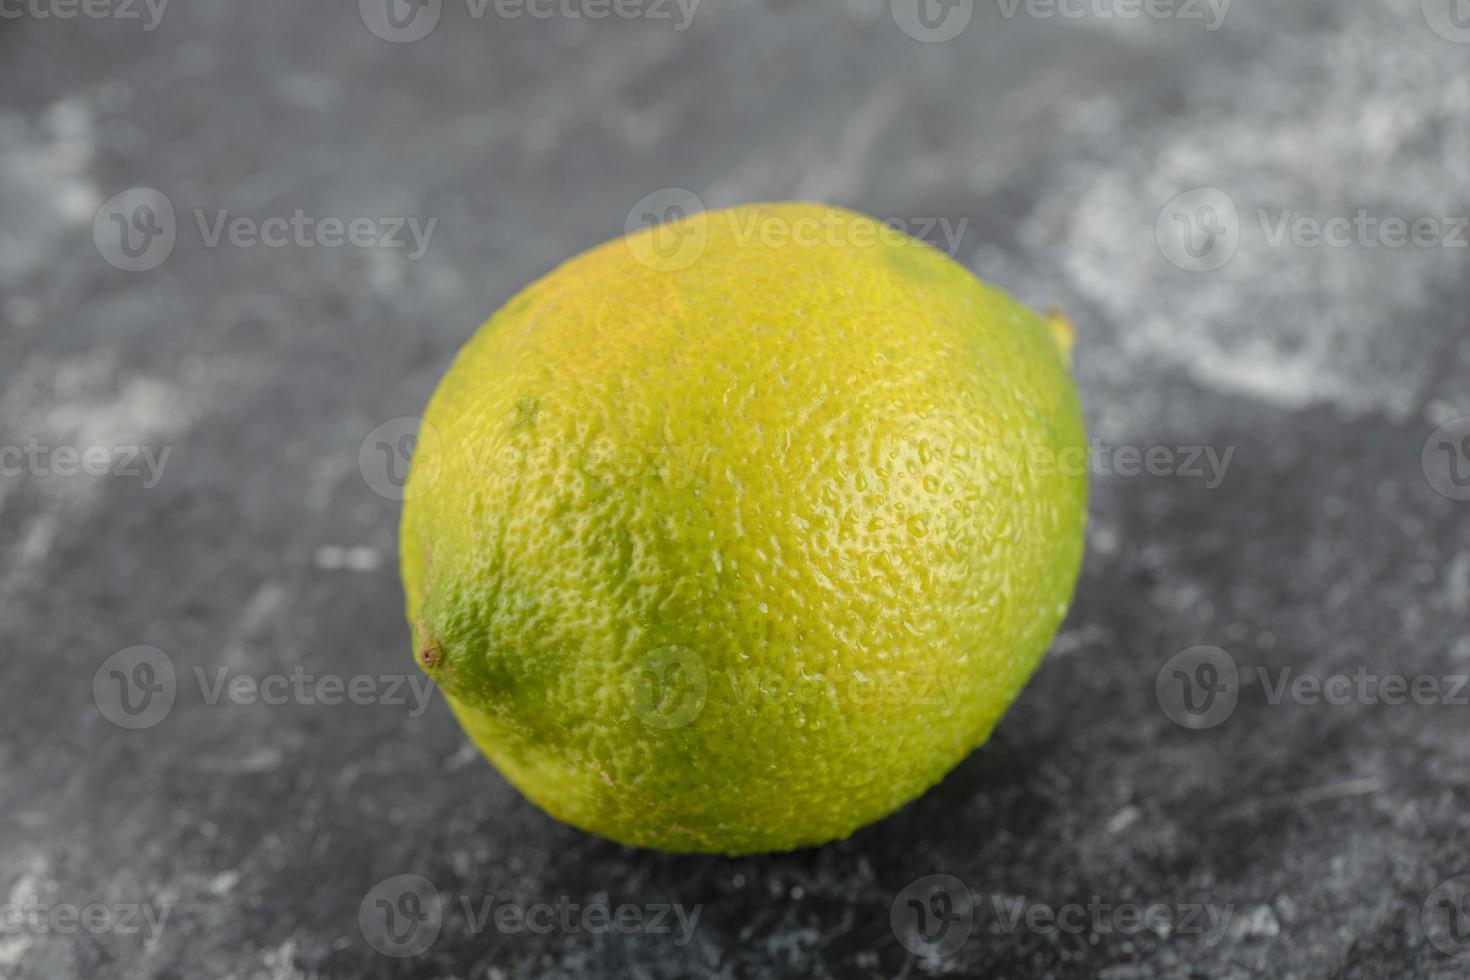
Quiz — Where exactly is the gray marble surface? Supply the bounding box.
[3,0,1470,976]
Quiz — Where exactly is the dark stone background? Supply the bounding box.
[3,0,1470,976]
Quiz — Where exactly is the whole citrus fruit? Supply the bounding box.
[400,202,1086,855]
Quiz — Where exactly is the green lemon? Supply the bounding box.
[401,203,1087,855]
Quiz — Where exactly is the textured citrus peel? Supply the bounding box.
[399,202,1089,855]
